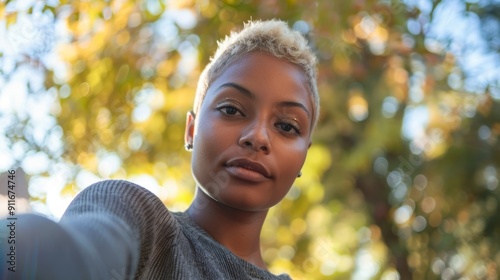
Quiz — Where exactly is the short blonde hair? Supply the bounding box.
[193,19,320,129]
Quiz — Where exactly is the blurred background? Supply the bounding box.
[1,0,499,279]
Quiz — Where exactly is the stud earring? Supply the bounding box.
[185,143,193,151]
[297,171,302,178]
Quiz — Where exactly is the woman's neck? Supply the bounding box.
[187,189,269,269]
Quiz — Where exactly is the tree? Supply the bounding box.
[1,0,499,279]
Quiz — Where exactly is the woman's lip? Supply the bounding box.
[225,166,269,182]
[225,158,271,178]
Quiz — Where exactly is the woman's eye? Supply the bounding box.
[218,106,243,116]
[276,123,300,135]
[223,107,238,115]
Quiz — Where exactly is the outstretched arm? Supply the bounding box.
[2,180,176,280]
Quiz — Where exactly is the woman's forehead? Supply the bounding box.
[206,52,313,105]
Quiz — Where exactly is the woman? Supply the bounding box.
[7,19,320,279]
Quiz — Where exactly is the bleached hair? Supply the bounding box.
[193,19,320,129]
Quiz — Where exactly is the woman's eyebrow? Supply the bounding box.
[217,82,310,116]
[217,82,254,98]
[278,101,310,117]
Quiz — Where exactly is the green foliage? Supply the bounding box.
[2,0,500,279]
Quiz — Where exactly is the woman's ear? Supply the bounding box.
[184,111,196,150]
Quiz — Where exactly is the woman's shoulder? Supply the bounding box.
[63,178,180,248]
[82,179,156,196]
[65,179,175,226]
[54,179,180,279]
[73,179,163,206]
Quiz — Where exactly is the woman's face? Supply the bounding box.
[186,52,313,212]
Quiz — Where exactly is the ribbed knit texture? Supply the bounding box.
[6,180,291,279]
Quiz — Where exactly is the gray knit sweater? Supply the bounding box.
[5,180,291,280]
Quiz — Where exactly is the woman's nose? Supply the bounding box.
[238,120,271,154]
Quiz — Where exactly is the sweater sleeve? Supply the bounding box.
[3,179,177,280]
